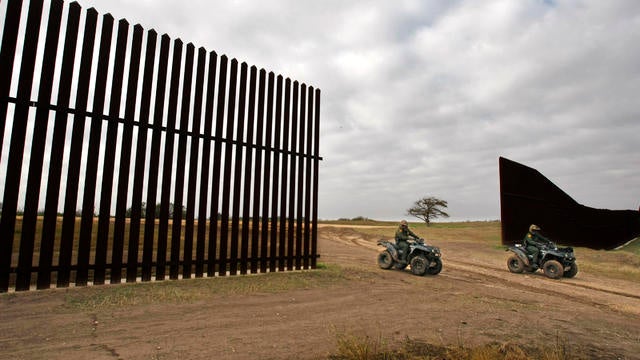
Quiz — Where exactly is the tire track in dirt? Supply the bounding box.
[440,261,627,313]
[452,259,640,301]
[320,227,640,316]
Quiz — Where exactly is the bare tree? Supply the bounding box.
[407,196,450,226]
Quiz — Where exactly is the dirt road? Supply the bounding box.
[1,225,639,359]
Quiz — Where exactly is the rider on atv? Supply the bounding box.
[523,224,554,266]
[396,220,420,264]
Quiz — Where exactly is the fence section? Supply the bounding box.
[0,0,321,292]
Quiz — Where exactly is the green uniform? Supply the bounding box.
[395,225,419,262]
[523,231,552,264]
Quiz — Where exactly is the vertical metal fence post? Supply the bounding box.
[170,43,194,280]
[0,0,23,163]
[295,84,306,269]
[158,40,182,279]
[183,47,206,279]
[0,0,45,292]
[278,78,291,272]
[112,24,143,284]
[270,75,283,272]
[251,69,266,273]
[142,34,170,282]
[219,58,238,276]
[240,66,257,275]
[260,72,274,273]
[15,0,62,291]
[57,7,98,288]
[303,86,314,268]
[209,55,228,276]
[38,1,81,289]
[77,13,114,286]
[230,62,248,276]
[128,29,157,283]
[158,38,183,280]
[196,51,217,277]
[287,81,299,271]
[311,89,321,267]
[95,18,128,285]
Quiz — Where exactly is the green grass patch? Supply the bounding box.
[328,333,583,360]
[576,246,640,281]
[617,237,640,255]
[63,262,346,310]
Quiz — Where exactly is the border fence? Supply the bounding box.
[0,0,321,292]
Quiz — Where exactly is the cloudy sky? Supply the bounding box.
[10,0,640,221]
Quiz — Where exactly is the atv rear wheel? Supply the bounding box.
[410,255,428,276]
[426,257,442,275]
[563,262,578,278]
[377,250,394,269]
[542,260,564,279]
[507,255,525,273]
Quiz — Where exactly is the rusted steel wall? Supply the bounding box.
[0,0,321,292]
[499,157,640,250]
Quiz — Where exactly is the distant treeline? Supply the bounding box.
[10,202,202,219]
[8,202,307,221]
[337,216,374,222]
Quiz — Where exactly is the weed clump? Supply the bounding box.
[328,335,583,360]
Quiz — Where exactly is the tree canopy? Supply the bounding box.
[407,196,450,226]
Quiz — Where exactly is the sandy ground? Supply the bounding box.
[1,225,639,359]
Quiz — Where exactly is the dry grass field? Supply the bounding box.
[1,221,639,359]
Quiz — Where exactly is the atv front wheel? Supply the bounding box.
[426,257,442,275]
[410,255,428,276]
[563,262,578,278]
[542,260,564,279]
[507,255,525,273]
[377,250,394,269]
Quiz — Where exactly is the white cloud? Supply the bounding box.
[15,0,639,220]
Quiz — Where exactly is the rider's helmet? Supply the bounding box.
[529,224,541,233]
[400,220,408,228]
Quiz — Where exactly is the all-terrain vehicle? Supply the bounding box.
[377,238,442,276]
[506,241,578,279]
